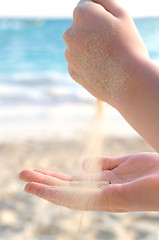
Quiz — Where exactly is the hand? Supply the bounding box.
[19,152,159,212]
[63,0,148,106]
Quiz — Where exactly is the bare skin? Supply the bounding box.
[19,153,159,212]
[64,0,149,104]
[64,0,159,152]
[19,0,159,212]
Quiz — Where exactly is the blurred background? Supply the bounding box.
[0,0,159,240]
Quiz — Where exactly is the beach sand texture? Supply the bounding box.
[1,128,159,240]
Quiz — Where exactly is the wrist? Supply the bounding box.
[106,53,151,110]
[116,55,159,151]
[123,56,159,113]
[114,54,158,109]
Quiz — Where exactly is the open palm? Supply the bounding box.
[19,152,159,212]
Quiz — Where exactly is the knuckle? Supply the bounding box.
[63,26,74,46]
[63,31,67,42]
[64,49,70,63]
[68,67,76,80]
[73,5,88,22]
[73,6,82,21]
[117,6,129,18]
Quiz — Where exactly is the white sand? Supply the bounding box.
[0,101,157,240]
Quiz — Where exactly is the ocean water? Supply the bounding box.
[0,17,159,106]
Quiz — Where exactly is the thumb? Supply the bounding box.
[82,156,126,173]
[92,0,125,17]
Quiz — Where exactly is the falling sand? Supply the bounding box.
[78,100,111,236]
[78,100,107,236]
[52,99,110,237]
[64,0,129,231]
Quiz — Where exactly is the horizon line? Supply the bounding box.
[0,15,159,20]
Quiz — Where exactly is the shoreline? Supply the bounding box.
[0,102,143,143]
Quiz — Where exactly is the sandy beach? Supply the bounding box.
[1,15,159,240]
[1,102,159,240]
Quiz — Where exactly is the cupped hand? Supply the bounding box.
[19,152,159,212]
[63,0,148,105]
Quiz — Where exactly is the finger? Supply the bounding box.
[20,169,118,185]
[63,26,87,51]
[33,169,73,181]
[24,182,102,211]
[19,170,68,186]
[82,156,126,172]
[74,0,113,30]
[71,171,117,182]
[22,169,119,187]
[24,181,124,211]
[22,169,101,182]
[92,0,125,18]
[65,48,85,70]
[33,169,99,182]
[65,49,85,84]
[67,66,82,84]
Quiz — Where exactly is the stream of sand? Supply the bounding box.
[76,99,107,236]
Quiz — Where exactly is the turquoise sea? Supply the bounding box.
[0,17,159,106]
